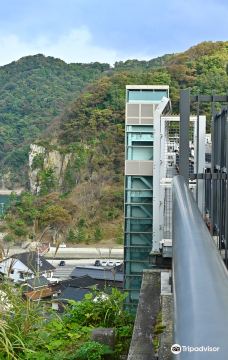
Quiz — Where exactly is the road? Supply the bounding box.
[45,246,124,259]
[48,258,123,280]
[5,246,124,260]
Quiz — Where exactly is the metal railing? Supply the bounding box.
[172,175,228,359]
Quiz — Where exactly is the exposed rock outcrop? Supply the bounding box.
[29,144,45,193]
[29,144,71,193]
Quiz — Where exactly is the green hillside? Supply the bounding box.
[0,54,109,186]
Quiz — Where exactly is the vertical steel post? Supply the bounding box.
[210,95,215,235]
[225,109,228,267]
[197,115,206,214]
[179,89,190,183]
[152,97,170,254]
[196,95,200,203]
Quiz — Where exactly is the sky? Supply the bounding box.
[0,0,228,66]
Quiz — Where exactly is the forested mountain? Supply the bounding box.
[0,54,109,186]
[2,41,228,245]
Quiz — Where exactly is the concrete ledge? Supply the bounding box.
[158,295,173,360]
[127,269,161,360]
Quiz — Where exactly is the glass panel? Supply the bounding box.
[130,291,140,301]
[125,250,150,261]
[128,90,168,102]
[129,233,152,246]
[126,125,153,132]
[127,133,153,144]
[132,141,153,146]
[125,276,142,289]
[130,261,151,273]
[127,146,153,160]
[125,191,152,203]
[125,204,152,218]
[125,205,152,218]
[128,220,153,232]
[130,176,153,190]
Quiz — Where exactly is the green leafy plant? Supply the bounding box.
[74,341,112,360]
[0,284,133,360]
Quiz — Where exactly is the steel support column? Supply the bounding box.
[179,89,190,183]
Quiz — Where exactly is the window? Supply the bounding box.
[128,90,168,102]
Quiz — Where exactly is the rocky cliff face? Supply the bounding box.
[29,144,45,193]
[29,144,71,193]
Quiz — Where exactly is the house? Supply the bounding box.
[24,287,57,301]
[51,276,95,311]
[70,266,124,284]
[52,287,91,312]
[0,251,55,283]
[55,275,98,291]
[51,270,124,312]
[23,276,55,301]
[21,275,50,293]
[26,275,49,289]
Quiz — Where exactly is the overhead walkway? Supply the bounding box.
[172,175,228,359]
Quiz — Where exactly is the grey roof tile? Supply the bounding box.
[12,251,55,272]
[70,266,123,282]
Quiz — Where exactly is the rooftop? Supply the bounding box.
[26,275,49,289]
[12,251,55,273]
[56,287,91,302]
[126,85,169,90]
[70,266,124,282]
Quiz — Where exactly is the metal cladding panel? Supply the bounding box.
[126,117,153,125]
[127,103,140,117]
[139,161,153,175]
[126,118,140,125]
[141,104,154,117]
[140,118,154,125]
[125,160,153,175]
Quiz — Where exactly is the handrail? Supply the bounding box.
[172,175,228,359]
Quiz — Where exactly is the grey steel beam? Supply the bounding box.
[172,175,228,359]
[191,95,228,102]
[179,89,190,183]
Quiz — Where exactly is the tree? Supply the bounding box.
[39,204,72,243]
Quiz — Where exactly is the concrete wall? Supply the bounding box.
[127,269,173,360]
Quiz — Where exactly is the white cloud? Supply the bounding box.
[42,27,119,64]
[0,27,153,66]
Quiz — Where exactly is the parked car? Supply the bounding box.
[107,261,114,267]
[114,261,122,267]
[100,260,108,267]
[59,260,66,266]
[94,259,122,267]
[94,260,109,267]
[94,260,101,266]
